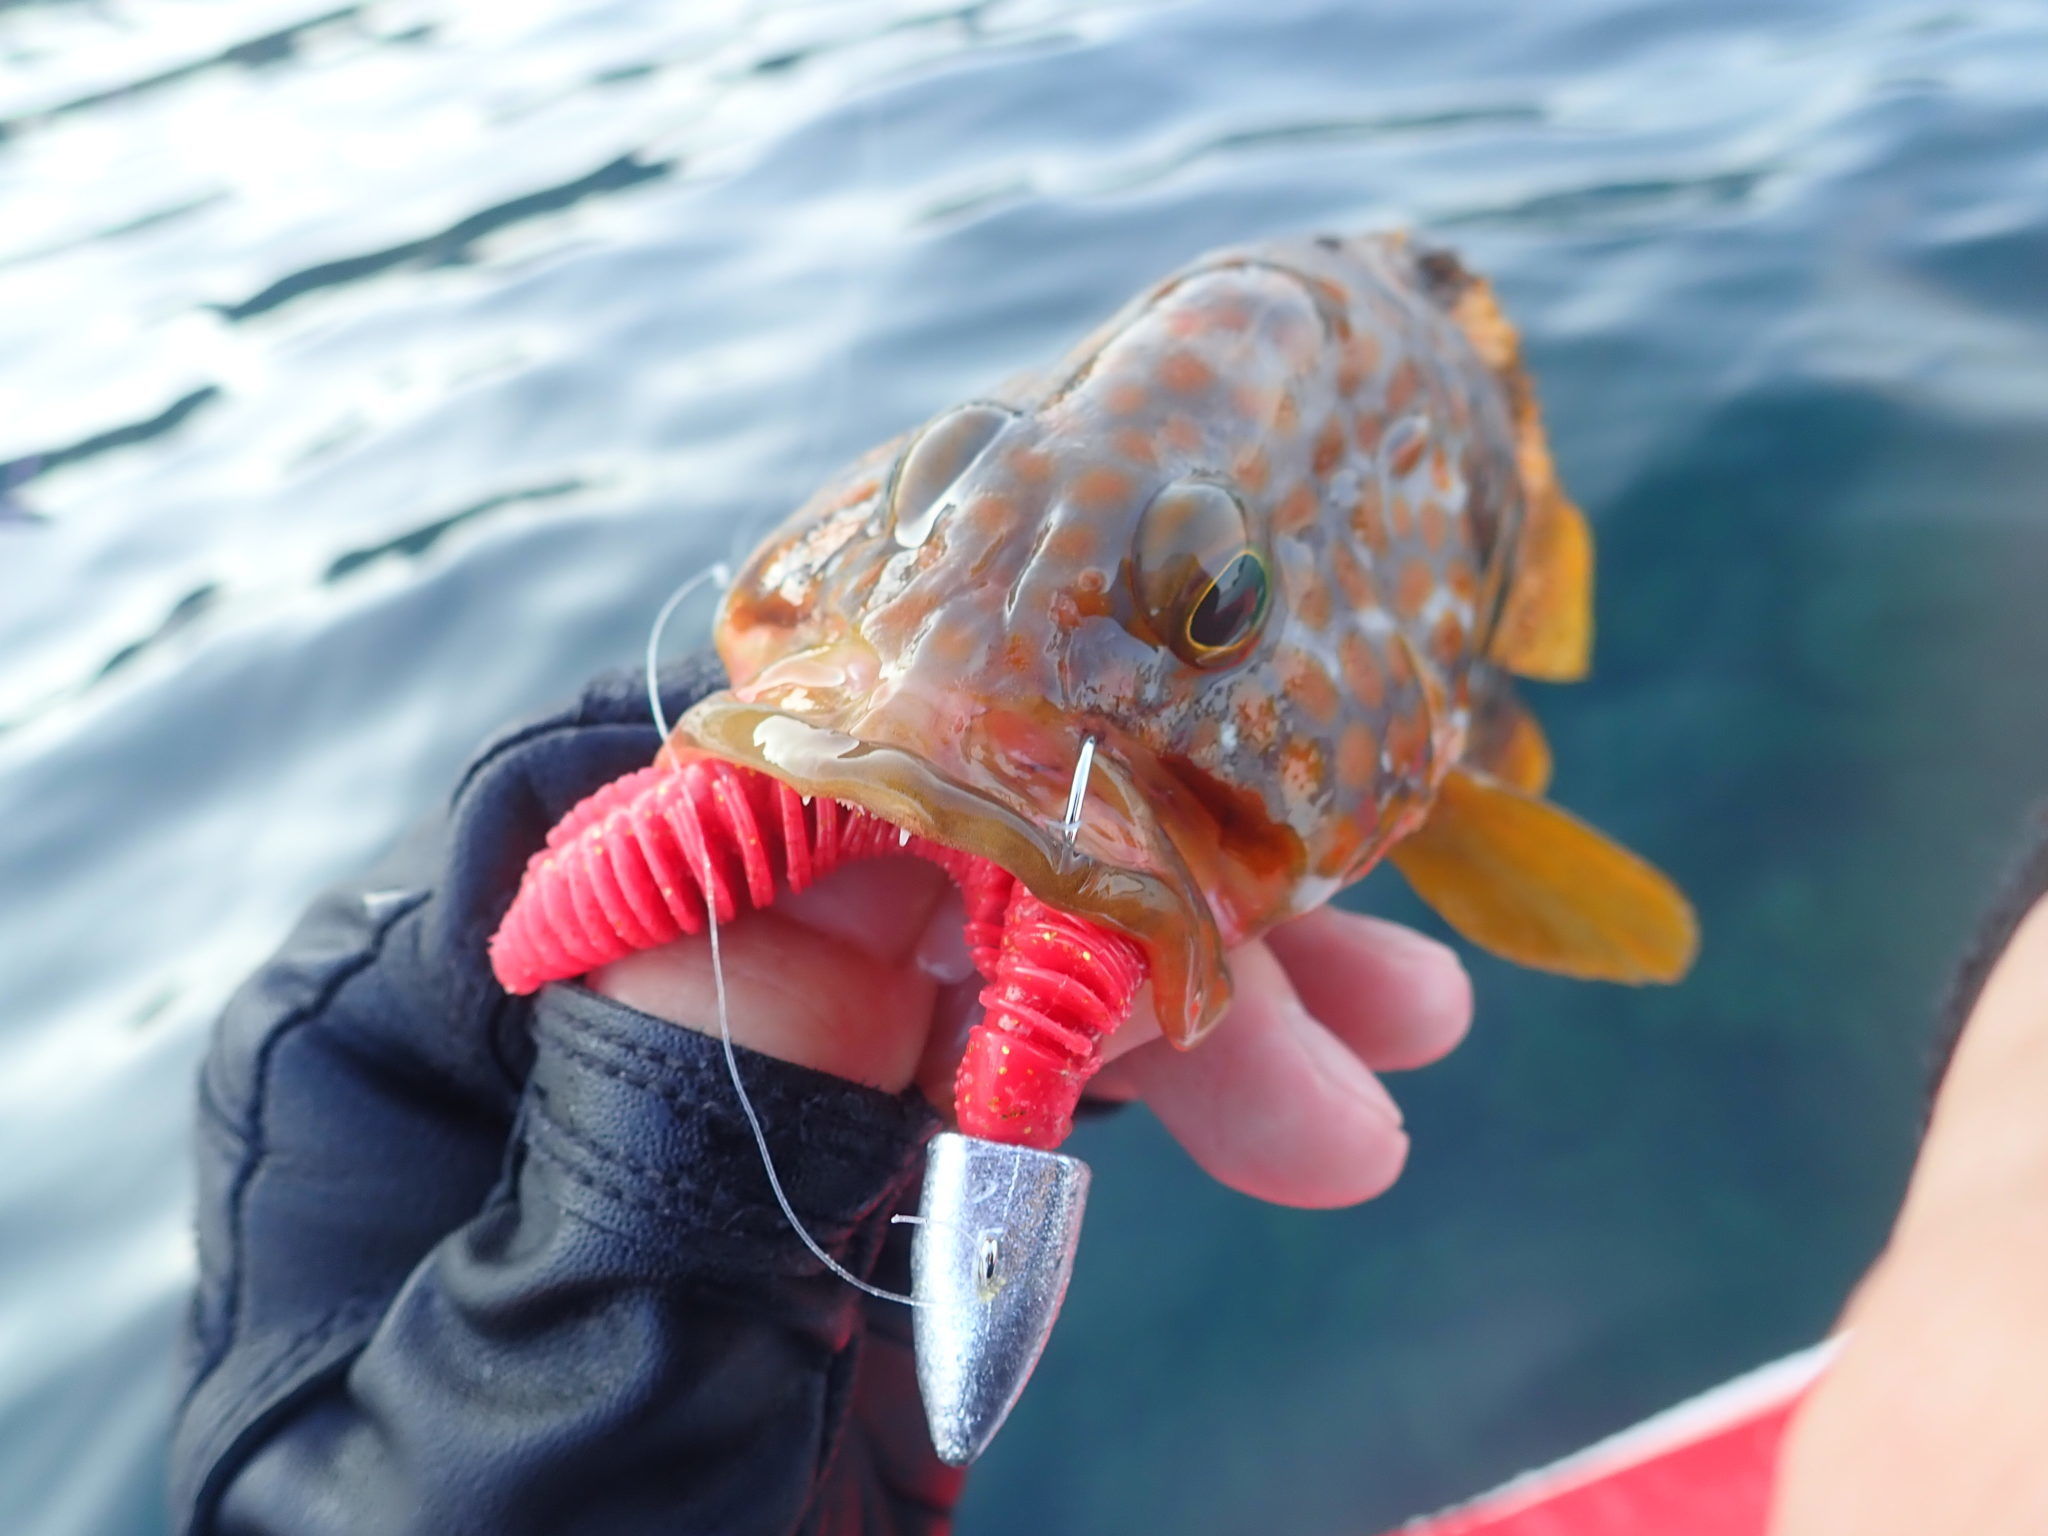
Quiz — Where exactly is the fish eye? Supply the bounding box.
[1184,551,1270,658]
[1130,479,1270,668]
[889,402,1015,548]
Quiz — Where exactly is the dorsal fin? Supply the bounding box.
[1490,485,1592,683]
[1389,765,1696,984]
[1416,247,1594,683]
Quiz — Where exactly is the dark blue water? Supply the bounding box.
[6,1,2048,1531]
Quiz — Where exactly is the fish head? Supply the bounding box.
[679,235,1520,1043]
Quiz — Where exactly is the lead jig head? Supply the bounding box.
[910,1131,1092,1465]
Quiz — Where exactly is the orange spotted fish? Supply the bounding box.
[491,231,1697,1147]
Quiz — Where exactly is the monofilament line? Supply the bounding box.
[700,859,920,1308]
[644,560,915,1304]
[645,560,733,743]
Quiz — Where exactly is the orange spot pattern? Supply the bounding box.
[1333,543,1375,610]
[1287,654,1341,723]
[1420,496,1449,551]
[1431,610,1467,668]
[1067,465,1132,516]
[1314,420,1347,476]
[1275,483,1318,537]
[1158,350,1214,395]
[1043,522,1100,565]
[1278,738,1326,805]
[699,236,1542,1063]
[1386,358,1420,415]
[1007,445,1054,484]
[1337,721,1378,790]
[1112,427,1158,468]
[1103,381,1151,419]
[1341,632,1388,711]
[1294,573,1333,632]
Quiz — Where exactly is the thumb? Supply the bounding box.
[591,856,954,1092]
[1770,896,2048,1536]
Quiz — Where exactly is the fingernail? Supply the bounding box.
[1295,1007,1404,1126]
[1366,918,1460,974]
[931,976,984,1060]
[776,860,948,963]
[1365,920,1473,1042]
[1353,1065,1403,1126]
[913,888,975,984]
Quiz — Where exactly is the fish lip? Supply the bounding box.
[668,692,1228,1045]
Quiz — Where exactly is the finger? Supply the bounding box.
[917,949,1172,1113]
[1096,940,1409,1208]
[1265,906,1471,1072]
[1897,894,2048,1234]
[1088,904,1468,1098]
[773,855,954,967]
[593,856,952,1092]
[911,971,988,1113]
[1100,987,1165,1064]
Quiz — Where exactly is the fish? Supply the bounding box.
[482,234,1701,1459]
[673,230,1697,1050]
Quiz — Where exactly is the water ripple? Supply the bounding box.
[0,476,591,738]
[0,386,221,495]
[214,153,674,322]
[919,102,1550,224]
[1440,163,1780,230]
[320,478,589,582]
[0,6,362,142]
[91,585,223,686]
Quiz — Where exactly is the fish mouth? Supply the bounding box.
[671,693,1229,1046]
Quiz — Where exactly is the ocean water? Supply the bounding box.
[5,1,2048,1531]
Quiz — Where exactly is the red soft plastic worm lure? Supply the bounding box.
[490,756,1145,1149]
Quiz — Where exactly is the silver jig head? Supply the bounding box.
[911,1131,1092,1465]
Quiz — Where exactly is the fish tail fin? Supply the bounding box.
[1414,244,1593,683]
[1389,766,1697,983]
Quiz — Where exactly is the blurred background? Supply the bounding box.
[4,0,2048,1531]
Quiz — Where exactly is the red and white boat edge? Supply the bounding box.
[1384,1340,1838,1535]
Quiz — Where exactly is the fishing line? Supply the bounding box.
[643,562,919,1307]
[636,71,920,1302]
[638,77,1113,1310]
[699,80,926,1304]
[645,560,733,744]
[700,840,921,1308]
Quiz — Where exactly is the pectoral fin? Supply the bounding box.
[1466,686,1553,796]
[1389,767,1696,983]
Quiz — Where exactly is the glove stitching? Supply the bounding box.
[525,1079,886,1243]
[539,1020,925,1163]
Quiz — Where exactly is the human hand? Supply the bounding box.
[1770,894,2048,1535]
[594,855,1472,1209]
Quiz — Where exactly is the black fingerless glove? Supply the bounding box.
[174,660,961,1536]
